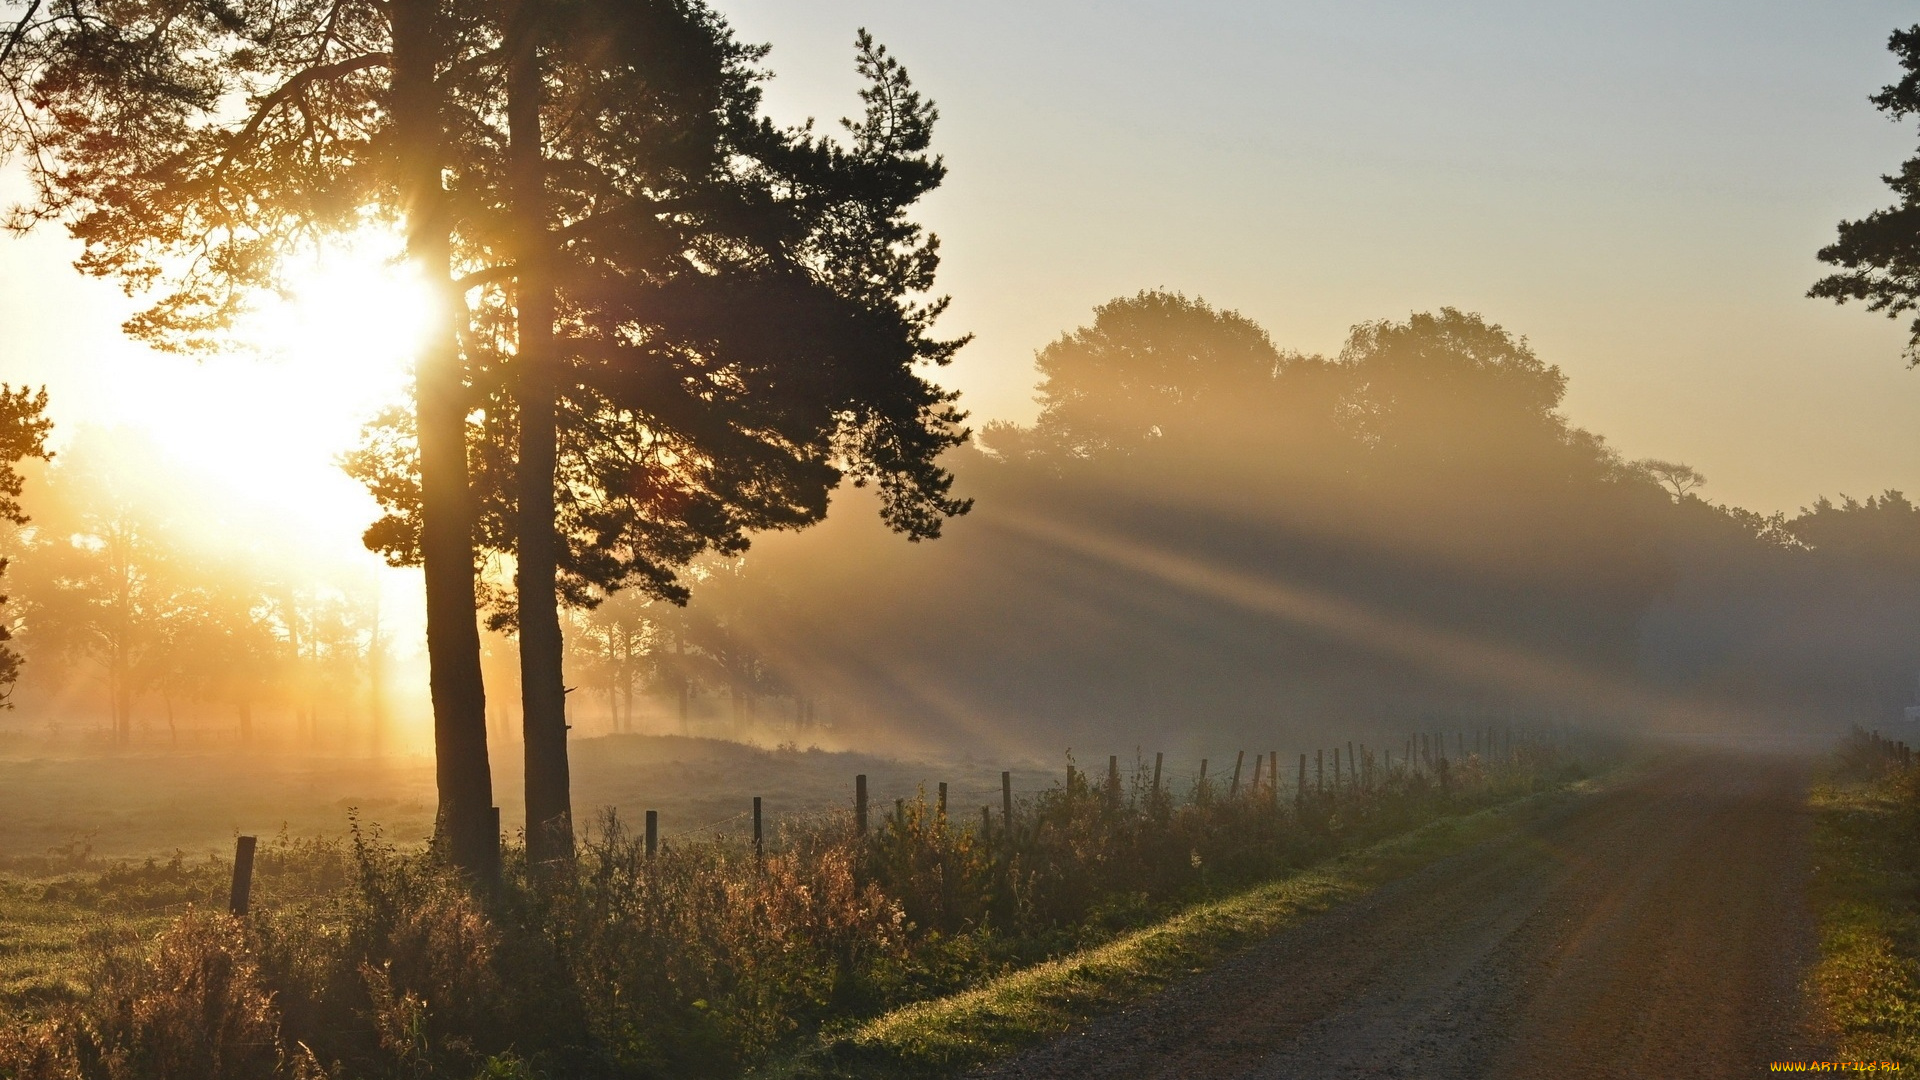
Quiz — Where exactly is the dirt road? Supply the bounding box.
[976,752,1826,1079]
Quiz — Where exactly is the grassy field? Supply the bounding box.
[0,734,1056,862]
[1808,733,1920,1063]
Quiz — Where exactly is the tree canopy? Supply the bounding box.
[1810,24,1920,358]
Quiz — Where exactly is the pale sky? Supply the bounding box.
[1,0,1917,565]
[728,0,1920,516]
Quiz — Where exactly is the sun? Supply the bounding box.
[113,231,431,566]
[244,234,436,384]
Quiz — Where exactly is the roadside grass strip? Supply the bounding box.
[764,776,1611,1080]
[1809,776,1920,1063]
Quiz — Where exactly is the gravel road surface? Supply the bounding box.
[975,752,1825,1079]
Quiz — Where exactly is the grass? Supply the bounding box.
[762,772,1613,1079]
[1808,732,1920,1063]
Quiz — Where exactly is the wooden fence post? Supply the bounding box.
[1152,752,1164,798]
[1348,742,1358,786]
[1107,755,1121,808]
[1296,753,1307,810]
[1251,752,1264,796]
[1316,749,1324,794]
[753,797,763,862]
[938,781,948,819]
[1002,771,1013,840]
[228,835,256,917]
[1230,750,1244,799]
[856,774,869,836]
[1269,751,1279,807]
[1332,747,1341,794]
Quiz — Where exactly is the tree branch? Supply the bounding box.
[454,263,515,293]
[0,0,42,70]
[214,51,391,186]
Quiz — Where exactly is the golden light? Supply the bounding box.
[150,233,428,541]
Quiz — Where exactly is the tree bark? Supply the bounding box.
[392,0,496,882]
[508,0,572,862]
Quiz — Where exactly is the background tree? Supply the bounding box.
[28,502,180,744]
[0,384,51,705]
[1635,459,1707,500]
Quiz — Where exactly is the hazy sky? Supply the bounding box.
[1,0,1917,555]
[726,0,1920,515]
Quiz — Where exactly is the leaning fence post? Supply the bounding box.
[1002,770,1013,840]
[1251,752,1264,796]
[1230,750,1244,799]
[1152,752,1164,798]
[856,774,869,836]
[646,810,658,859]
[228,835,257,917]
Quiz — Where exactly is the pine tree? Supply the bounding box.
[1812,24,1920,359]
[345,19,971,857]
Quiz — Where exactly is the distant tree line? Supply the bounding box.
[698,294,1920,747]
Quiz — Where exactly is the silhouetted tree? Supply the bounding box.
[987,290,1290,462]
[346,22,970,856]
[1789,491,1920,573]
[1811,24,1920,358]
[0,384,51,705]
[1635,459,1707,500]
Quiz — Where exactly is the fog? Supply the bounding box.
[694,296,1920,754]
[11,294,1900,768]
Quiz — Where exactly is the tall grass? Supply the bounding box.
[0,734,1591,1079]
[1808,725,1920,1064]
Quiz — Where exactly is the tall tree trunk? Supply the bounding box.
[392,0,495,882]
[507,0,573,863]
